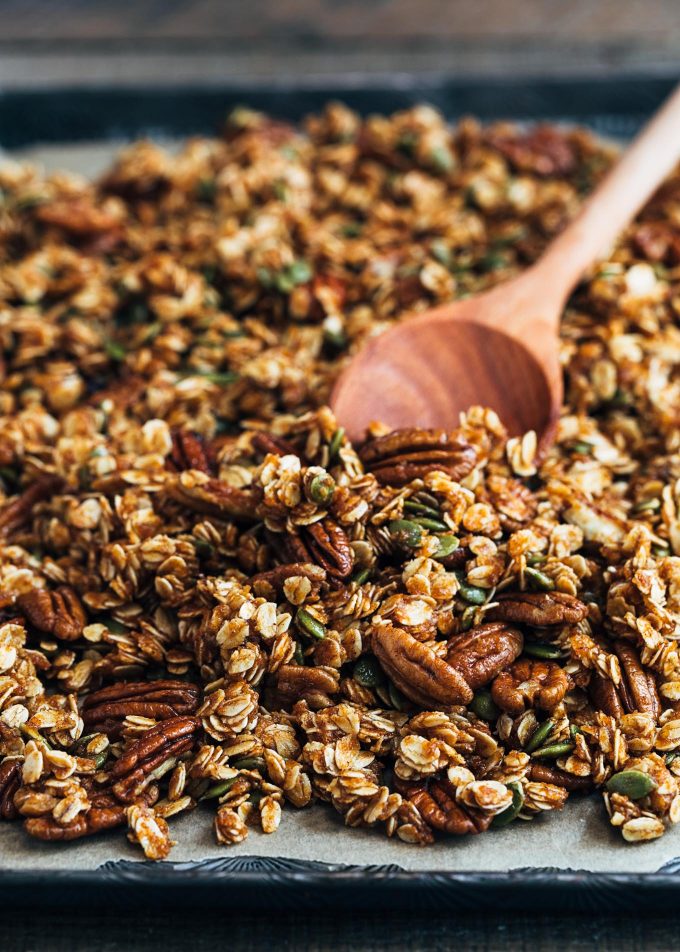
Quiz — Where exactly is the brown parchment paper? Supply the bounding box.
[1,141,677,878]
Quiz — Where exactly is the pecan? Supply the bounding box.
[17,586,87,642]
[251,431,300,459]
[491,659,570,715]
[372,624,472,707]
[24,786,158,842]
[485,591,588,627]
[358,428,478,486]
[0,759,21,820]
[0,475,64,539]
[302,519,353,579]
[445,623,524,692]
[399,778,492,836]
[82,680,200,739]
[110,716,201,803]
[486,125,575,177]
[632,221,680,265]
[167,430,213,474]
[484,474,537,531]
[167,475,260,522]
[35,198,121,237]
[529,763,593,793]
[275,664,340,709]
[250,562,326,599]
[589,641,660,719]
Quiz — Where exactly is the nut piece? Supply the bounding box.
[275,664,340,709]
[491,659,570,715]
[168,429,213,474]
[110,716,201,803]
[589,641,661,719]
[83,680,200,739]
[302,519,354,579]
[0,760,21,820]
[400,778,493,836]
[250,562,326,599]
[528,763,592,793]
[0,476,64,539]
[445,623,524,692]
[485,591,588,627]
[359,428,478,486]
[372,623,474,707]
[17,586,87,642]
[24,787,158,842]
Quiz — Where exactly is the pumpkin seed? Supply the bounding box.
[192,538,214,559]
[293,642,305,665]
[202,778,238,800]
[523,642,563,660]
[531,741,574,759]
[525,566,555,592]
[388,681,407,711]
[233,756,266,772]
[526,553,546,566]
[632,497,661,514]
[434,534,460,559]
[413,516,449,532]
[353,656,384,688]
[458,583,487,605]
[606,769,657,799]
[352,567,372,585]
[567,440,594,456]
[328,427,345,461]
[525,719,555,753]
[296,608,326,641]
[470,689,499,722]
[665,752,680,766]
[104,340,126,362]
[309,473,335,506]
[490,782,524,829]
[388,519,423,549]
[403,499,441,519]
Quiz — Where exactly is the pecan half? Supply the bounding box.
[167,430,213,474]
[399,778,492,836]
[589,641,660,719]
[485,591,588,627]
[486,125,576,177]
[82,680,200,739]
[491,658,570,715]
[529,763,593,793]
[251,431,300,459]
[0,759,21,820]
[275,664,340,709]
[0,475,64,539]
[24,786,158,842]
[358,428,478,486]
[167,475,260,522]
[250,562,326,599]
[445,623,524,692]
[302,519,353,579]
[110,716,201,803]
[17,586,87,642]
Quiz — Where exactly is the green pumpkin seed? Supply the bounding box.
[653,544,671,558]
[309,473,335,506]
[526,553,546,566]
[296,608,326,641]
[192,538,215,559]
[233,756,266,771]
[430,240,452,267]
[458,582,487,605]
[470,689,499,722]
[92,751,109,770]
[434,534,460,559]
[523,642,563,660]
[632,497,661,514]
[413,516,449,532]
[490,782,524,829]
[570,724,583,739]
[606,769,657,799]
[293,642,305,665]
[531,742,574,759]
[404,499,441,519]
[429,145,454,173]
[388,681,407,711]
[352,567,372,586]
[525,566,555,592]
[353,656,384,689]
[567,440,593,456]
[665,752,680,765]
[460,605,477,631]
[388,519,423,549]
[202,778,238,800]
[328,427,345,461]
[104,340,126,362]
[525,719,555,754]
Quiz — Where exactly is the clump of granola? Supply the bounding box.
[1,104,679,857]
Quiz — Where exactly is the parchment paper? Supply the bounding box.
[1,140,677,879]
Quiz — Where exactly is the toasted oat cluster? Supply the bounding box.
[1,104,679,859]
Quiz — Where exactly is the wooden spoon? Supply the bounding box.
[331,85,680,455]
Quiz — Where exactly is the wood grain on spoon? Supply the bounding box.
[331,84,680,455]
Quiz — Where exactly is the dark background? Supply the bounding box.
[2,2,680,949]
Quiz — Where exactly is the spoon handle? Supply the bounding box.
[535,83,680,299]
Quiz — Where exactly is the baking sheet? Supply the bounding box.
[2,127,680,884]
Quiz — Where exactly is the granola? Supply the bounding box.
[1,104,680,857]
